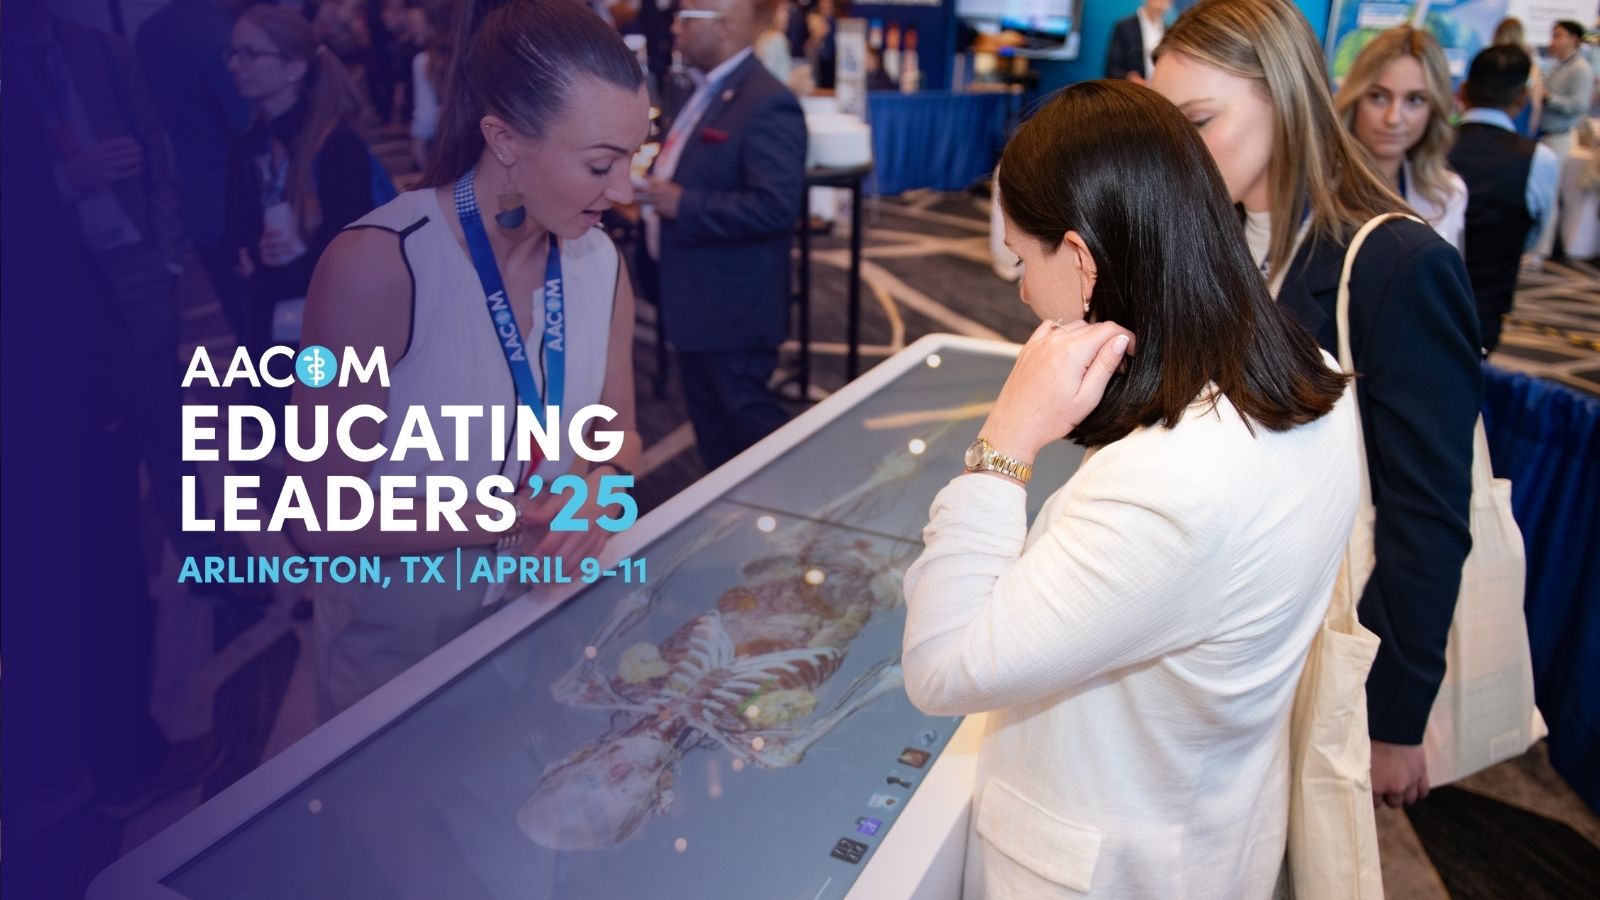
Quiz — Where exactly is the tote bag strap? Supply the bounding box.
[1330,213,1422,630]
[1335,214,1422,371]
[1333,214,1493,499]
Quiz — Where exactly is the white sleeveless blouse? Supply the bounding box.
[347,188,619,490]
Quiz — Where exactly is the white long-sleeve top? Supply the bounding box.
[903,381,1360,899]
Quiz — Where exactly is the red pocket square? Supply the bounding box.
[700,127,730,143]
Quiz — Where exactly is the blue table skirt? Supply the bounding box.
[865,91,1014,196]
[1481,365,1600,810]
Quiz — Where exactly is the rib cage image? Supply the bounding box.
[517,453,927,851]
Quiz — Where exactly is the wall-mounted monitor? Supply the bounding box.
[957,0,1081,53]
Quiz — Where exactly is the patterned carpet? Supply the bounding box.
[1492,258,1600,396]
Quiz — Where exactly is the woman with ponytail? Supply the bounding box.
[222,4,377,360]
[289,0,650,717]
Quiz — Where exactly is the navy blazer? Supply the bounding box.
[658,53,807,353]
[1278,218,1483,745]
[1105,14,1146,81]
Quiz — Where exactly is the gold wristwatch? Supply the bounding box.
[963,437,1033,484]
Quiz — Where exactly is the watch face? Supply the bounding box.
[963,439,984,469]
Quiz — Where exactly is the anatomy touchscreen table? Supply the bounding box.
[91,336,1087,900]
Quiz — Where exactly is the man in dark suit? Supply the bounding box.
[643,0,807,469]
[1105,0,1171,83]
[1449,45,1560,354]
[6,0,220,831]
[12,0,195,550]
[135,0,253,333]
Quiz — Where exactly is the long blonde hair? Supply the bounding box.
[1156,0,1407,278]
[1493,17,1526,47]
[1334,26,1457,212]
[241,5,362,236]
[240,6,363,235]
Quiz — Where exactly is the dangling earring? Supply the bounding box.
[494,157,526,229]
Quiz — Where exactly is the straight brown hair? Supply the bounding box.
[999,80,1349,447]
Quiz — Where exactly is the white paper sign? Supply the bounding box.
[836,18,870,119]
[1505,0,1596,45]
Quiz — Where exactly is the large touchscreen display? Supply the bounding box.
[163,347,1085,900]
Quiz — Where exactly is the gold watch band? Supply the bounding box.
[969,437,1033,484]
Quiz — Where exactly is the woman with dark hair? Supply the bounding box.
[902,80,1360,898]
[291,0,649,717]
[222,4,377,359]
[1152,0,1480,810]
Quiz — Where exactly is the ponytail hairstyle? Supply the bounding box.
[1156,0,1407,280]
[1334,26,1458,212]
[240,4,363,237]
[420,0,645,187]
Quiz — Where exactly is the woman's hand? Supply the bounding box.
[980,318,1134,463]
[515,470,611,564]
[1370,740,1430,807]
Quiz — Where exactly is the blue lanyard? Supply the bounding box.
[1397,165,1408,201]
[452,171,565,413]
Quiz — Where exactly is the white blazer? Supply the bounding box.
[902,381,1361,899]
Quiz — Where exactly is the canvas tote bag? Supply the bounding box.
[1285,217,1399,900]
[1283,218,1386,900]
[1332,216,1544,788]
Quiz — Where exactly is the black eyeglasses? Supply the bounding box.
[225,46,287,64]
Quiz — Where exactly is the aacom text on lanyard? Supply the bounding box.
[453,169,566,484]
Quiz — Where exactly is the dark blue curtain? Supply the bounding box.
[1481,365,1600,811]
[866,91,1013,195]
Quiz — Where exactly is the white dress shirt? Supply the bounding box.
[903,372,1361,899]
[1137,9,1164,80]
[655,46,753,181]
[410,51,440,143]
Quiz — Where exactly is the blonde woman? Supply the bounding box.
[1494,16,1544,136]
[1153,0,1481,810]
[1336,26,1468,250]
